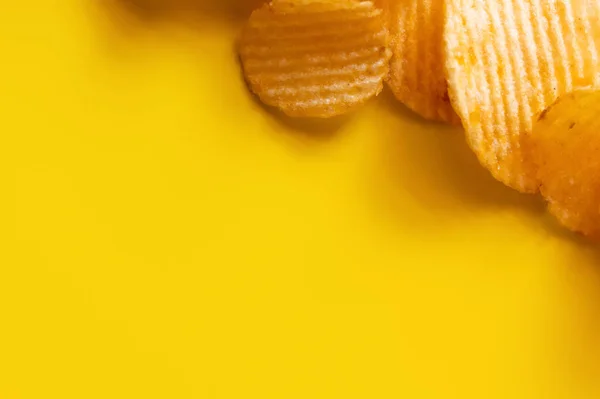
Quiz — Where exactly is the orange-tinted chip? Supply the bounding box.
[526,89,600,238]
[445,0,600,192]
[386,0,460,124]
[238,0,391,118]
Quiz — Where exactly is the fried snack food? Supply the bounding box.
[444,0,600,192]
[525,89,600,238]
[238,0,391,118]
[386,0,460,124]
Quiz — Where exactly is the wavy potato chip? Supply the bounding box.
[386,0,460,124]
[526,89,600,238]
[445,0,600,192]
[238,0,391,118]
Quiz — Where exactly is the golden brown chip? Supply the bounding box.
[525,89,600,238]
[444,0,600,192]
[386,0,460,124]
[238,0,391,118]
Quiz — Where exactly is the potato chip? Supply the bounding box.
[525,89,600,237]
[386,0,460,124]
[238,0,391,118]
[444,0,600,192]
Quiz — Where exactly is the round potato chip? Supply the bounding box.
[238,0,391,118]
[386,0,460,124]
[444,0,600,192]
[525,89,600,238]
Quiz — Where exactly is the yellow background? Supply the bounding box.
[3,1,600,398]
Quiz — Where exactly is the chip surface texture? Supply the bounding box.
[239,0,391,118]
[387,0,460,124]
[444,0,600,192]
[526,89,600,238]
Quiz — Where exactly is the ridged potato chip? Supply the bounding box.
[444,0,600,192]
[386,0,460,124]
[238,0,391,118]
[526,89,600,238]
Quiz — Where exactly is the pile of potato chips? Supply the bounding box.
[238,0,600,239]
